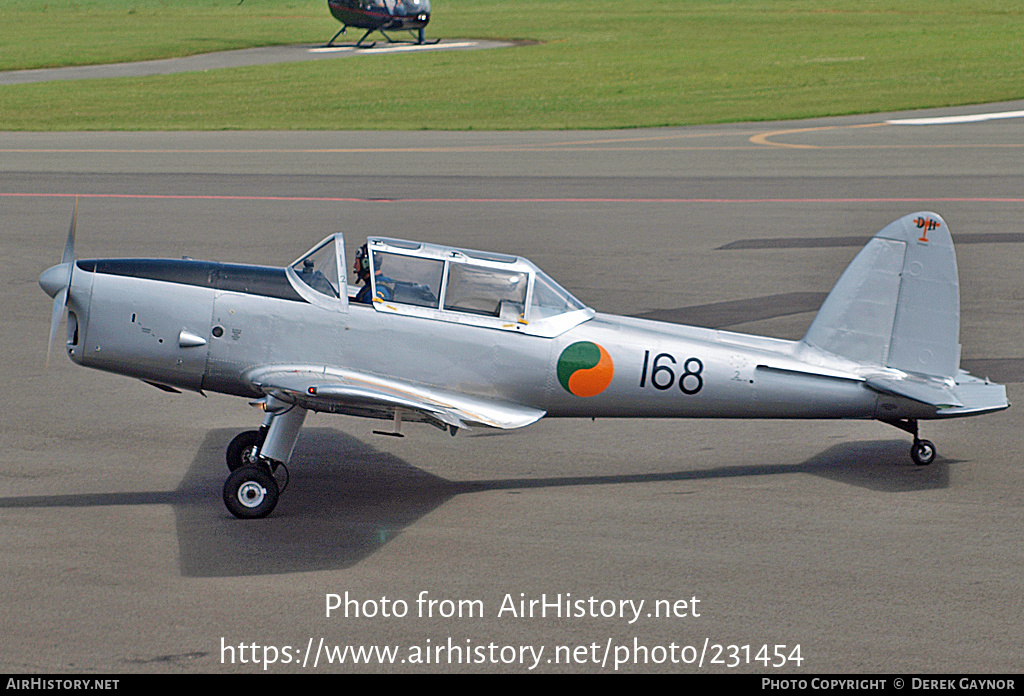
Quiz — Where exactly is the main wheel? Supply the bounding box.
[223,466,279,519]
[226,430,262,471]
[911,439,937,466]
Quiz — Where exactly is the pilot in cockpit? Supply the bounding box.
[354,244,393,304]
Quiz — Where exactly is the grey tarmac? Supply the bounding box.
[0,40,513,86]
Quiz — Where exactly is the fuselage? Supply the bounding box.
[328,0,430,31]
[40,215,1010,519]
[47,256,934,425]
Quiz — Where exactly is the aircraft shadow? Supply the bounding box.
[176,431,947,577]
[0,429,949,577]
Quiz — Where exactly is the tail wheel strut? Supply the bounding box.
[883,418,938,466]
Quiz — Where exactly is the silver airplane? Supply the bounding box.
[39,208,1009,519]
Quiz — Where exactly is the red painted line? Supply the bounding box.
[3,192,1024,203]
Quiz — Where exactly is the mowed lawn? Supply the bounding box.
[2,0,1023,129]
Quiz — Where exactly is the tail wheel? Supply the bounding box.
[226,429,263,471]
[911,439,937,466]
[223,466,279,519]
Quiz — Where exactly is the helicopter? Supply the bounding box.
[326,0,439,48]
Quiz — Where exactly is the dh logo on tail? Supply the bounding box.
[913,216,940,242]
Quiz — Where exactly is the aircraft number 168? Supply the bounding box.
[639,350,704,394]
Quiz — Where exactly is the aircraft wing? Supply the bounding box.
[243,365,546,431]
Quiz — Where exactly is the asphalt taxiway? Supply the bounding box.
[2,102,1023,673]
[0,40,513,86]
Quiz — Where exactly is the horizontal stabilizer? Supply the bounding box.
[866,372,1009,417]
[865,375,963,409]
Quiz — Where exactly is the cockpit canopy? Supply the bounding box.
[363,237,593,337]
[290,237,342,299]
[289,234,593,338]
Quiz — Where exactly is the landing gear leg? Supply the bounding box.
[225,415,271,471]
[355,28,378,48]
[222,404,307,519]
[326,26,347,47]
[883,418,938,466]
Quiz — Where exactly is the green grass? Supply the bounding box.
[1,1,325,70]
[2,0,1024,130]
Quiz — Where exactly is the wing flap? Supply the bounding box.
[244,365,546,431]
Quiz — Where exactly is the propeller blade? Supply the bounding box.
[45,199,78,368]
[46,287,68,368]
[62,197,77,265]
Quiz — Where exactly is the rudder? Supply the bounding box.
[803,212,960,377]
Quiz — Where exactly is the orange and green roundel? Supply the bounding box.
[557,341,614,397]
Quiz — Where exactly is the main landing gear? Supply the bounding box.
[222,401,307,519]
[884,418,937,466]
[326,25,440,49]
[226,428,264,471]
[223,465,279,519]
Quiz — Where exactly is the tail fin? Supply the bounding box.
[803,212,960,377]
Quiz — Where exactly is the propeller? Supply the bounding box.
[41,199,77,367]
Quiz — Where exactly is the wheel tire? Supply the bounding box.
[226,430,262,471]
[911,439,937,466]
[223,466,279,519]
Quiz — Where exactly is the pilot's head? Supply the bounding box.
[354,244,372,281]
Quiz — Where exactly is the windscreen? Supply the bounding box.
[292,240,340,298]
[392,0,430,15]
